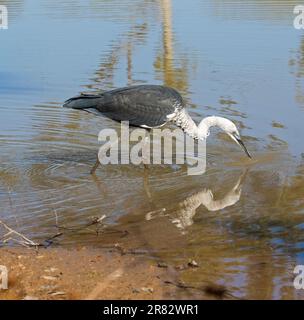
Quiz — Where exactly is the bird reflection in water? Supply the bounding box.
[145,170,248,232]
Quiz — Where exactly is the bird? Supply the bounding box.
[63,85,251,173]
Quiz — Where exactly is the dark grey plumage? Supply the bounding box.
[63,85,185,128]
[64,84,252,175]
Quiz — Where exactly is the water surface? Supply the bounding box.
[1,0,304,299]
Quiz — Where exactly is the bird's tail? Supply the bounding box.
[63,94,102,109]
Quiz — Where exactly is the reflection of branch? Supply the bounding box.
[55,214,107,234]
[0,212,128,249]
[52,211,129,242]
[0,213,108,249]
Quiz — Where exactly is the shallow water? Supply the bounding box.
[1,0,304,299]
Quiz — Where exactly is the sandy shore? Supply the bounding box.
[0,246,218,300]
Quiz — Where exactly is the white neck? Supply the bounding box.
[197,116,219,139]
[171,109,199,138]
[173,110,223,140]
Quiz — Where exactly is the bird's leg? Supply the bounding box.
[142,130,153,201]
[142,131,150,168]
[143,164,152,201]
[90,155,100,175]
[90,136,120,174]
[91,172,108,194]
[143,162,166,221]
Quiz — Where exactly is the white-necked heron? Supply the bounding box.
[64,85,251,173]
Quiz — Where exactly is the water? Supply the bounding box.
[1,0,304,299]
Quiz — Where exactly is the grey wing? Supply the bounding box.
[94,85,184,128]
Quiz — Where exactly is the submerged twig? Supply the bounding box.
[41,233,64,248]
[0,219,39,248]
[0,209,123,250]
[52,213,127,238]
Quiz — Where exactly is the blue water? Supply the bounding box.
[0,0,304,299]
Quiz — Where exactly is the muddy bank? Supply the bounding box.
[0,246,221,300]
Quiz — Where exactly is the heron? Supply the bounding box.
[63,85,251,173]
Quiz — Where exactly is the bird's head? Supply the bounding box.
[198,116,252,158]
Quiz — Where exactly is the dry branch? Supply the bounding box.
[0,219,39,248]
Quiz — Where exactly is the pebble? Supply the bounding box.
[157,262,168,268]
[44,267,58,273]
[42,276,58,281]
[141,287,154,293]
[50,291,66,296]
[188,259,199,268]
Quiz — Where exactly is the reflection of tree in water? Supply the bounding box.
[84,0,194,97]
[82,0,157,91]
[88,22,150,90]
[153,0,193,95]
[28,1,159,152]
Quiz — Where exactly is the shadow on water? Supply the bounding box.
[1,0,304,299]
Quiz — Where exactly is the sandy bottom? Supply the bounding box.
[0,246,217,300]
